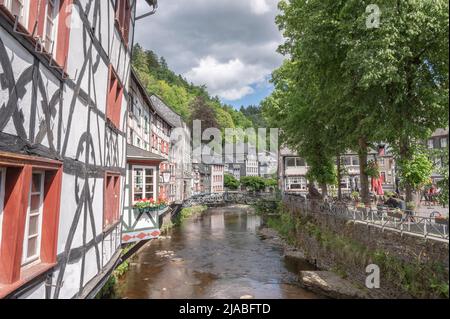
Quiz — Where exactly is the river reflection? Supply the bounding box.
[115,206,320,299]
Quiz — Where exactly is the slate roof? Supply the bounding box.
[127,144,167,162]
[432,128,449,137]
[149,95,183,128]
[130,68,184,129]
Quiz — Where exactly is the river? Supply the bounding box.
[114,206,321,299]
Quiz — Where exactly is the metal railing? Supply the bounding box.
[284,194,449,243]
[183,191,279,208]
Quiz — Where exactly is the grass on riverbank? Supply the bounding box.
[265,205,449,299]
[95,244,135,299]
[174,205,208,226]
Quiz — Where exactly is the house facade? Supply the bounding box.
[0,0,154,299]
[210,164,224,193]
[279,147,396,194]
[427,128,449,184]
[122,71,171,244]
[150,95,193,203]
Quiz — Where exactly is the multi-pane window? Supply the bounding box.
[428,139,434,149]
[0,154,63,291]
[22,172,45,266]
[132,167,155,202]
[44,0,59,53]
[342,156,359,166]
[286,177,307,190]
[286,157,306,167]
[340,177,350,189]
[440,138,448,148]
[5,0,27,23]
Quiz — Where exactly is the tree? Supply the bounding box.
[240,105,268,129]
[132,43,257,133]
[265,178,278,188]
[268,0,448,204]
[189,96,219,132]
[336,0,449,202]
[224,174,240,190]
[398,149,434,203]
[240,176,267,192]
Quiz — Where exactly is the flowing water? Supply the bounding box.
[115,206,321,299]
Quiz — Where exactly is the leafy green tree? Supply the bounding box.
[398,149,434,202]
[224,174,240,190]
[241,176,267,192]
[335,0,449,202]
[240,105,268,129]
[267,0,448,204]
[131,44,256,132]
[264,178,278,188]
[189,96,219,131]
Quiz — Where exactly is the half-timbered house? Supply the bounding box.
[0,0,156,299]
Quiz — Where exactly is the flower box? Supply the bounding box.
[134,206,167,213]
[133,198,168,213]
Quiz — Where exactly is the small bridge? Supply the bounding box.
[182,191,280,208]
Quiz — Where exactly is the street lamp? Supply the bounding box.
[136,0,158,21]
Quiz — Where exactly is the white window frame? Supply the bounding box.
[43,0,60,56]
[286,176,307,191]
[428,139,434,149]
[440,137,447,148]
[0,167,6,249]
[22,171,45,266]
[132,166,157,204]
[4,0,30,25]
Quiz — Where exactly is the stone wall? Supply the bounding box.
[283,199,449,298]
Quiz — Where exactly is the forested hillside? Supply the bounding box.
[132,44,265,132]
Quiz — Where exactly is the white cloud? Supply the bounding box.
[135,0,283,104]
[184,57,270,100]
[249,0,270,15]
[219,87,255,101]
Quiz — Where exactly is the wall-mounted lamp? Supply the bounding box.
[162,171,171,184]
[136,0,158,21]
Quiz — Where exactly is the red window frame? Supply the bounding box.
[0,0,73,70]
[115,0,131,46]
[103,172,121,231]
[106,66,124,129]
[0,152,62,298]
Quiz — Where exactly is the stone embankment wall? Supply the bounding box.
[283,198,449,299]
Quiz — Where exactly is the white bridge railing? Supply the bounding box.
[284,194,449,243]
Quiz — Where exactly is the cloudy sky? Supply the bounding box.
[135,0,284,108]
